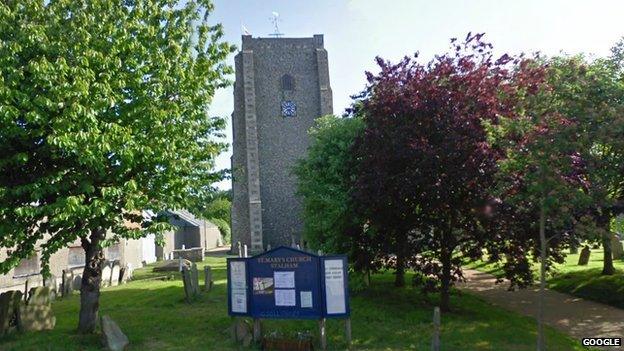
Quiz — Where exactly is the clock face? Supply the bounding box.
[281,100,296,117]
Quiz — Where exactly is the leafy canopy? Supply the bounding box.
[294,115,368,265]
[0,0,234,275]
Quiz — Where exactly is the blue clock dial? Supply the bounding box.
[281,100,296,117]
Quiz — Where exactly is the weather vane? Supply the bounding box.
[269,12,284,37]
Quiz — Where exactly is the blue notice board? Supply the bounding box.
[227,246,350,319]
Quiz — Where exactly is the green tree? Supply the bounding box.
[202,196,232,243]
[544,55,624,275]
[490,58,592,350]
[0,0,233,333]
[294,115,375,272]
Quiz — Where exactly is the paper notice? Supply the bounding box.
[274,289,296,306]
[232,292,247,313]
[324,259,346,314]
[230,261,246,290]
[230,261,247,313]
[300,291,313,308]
[274,271,295,288]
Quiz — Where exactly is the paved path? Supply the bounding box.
[460,269,624,349]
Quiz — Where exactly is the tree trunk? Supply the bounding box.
[394,250,405,287]
[600,214,614,275]
[77,229,106,334]
[440,243,452,312]
[537,203,546,351]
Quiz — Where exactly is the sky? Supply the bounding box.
[208,0,624,189]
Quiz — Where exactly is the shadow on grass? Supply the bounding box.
[548,268,624,309]
[0,262,585,351]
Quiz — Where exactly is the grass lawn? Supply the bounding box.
[465,248,624,309]
[0,254,586,350]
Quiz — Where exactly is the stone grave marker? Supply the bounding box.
[17,304,56,332]
[102,263,112,288]
[110,262,121,287]
[181,266,194,303]
[578,246,591,265]
[153,259,191,272]
[118,267,126,285]
[62,270,73,297]
[101,315,129,351]
[18,286,55,332]
[190,263,200,295]
[27,287,51,306]
[611,234,623,260]
[204,266,213,291]
[23,278,31,302]
[43,275,58,301]
[72,273,82,290]
[0,290,23,336]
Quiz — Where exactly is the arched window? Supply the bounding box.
[281,74,294,91]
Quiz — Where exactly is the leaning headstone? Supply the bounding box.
[237,242,242,258]
[27,287,51,306]
[101,315,129,351]
[110,262,121,287]
[43,275,58,301]
[611,235,624,260]
[125,263,133,281]
[72,274,82,290]
[62,270,74,297]
[17,304,56,332]
[0,290,23,336]
[118,267,126,285]
[23,279,31,302]
[578,246,591,265]
[102,263,112,288]
[181,266,193,303]
[190,263,199,295]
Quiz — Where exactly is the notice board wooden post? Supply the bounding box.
[253,318,261,342]
[319,318,327,350]
[227,247,351,350]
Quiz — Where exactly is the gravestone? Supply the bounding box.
[17,287,55,332]
[43,275,58,301]
[611,235,623,260]
[153,259,191,272]
[72,274,82,290]
[0,290,23,336]
[102,263,112,288]
[62,270,73,297]
[27,287,51,306]
[101,315,129,351]
[204,266,213,292]
[578,246,591,265]
[17,304,56,332]
[118,267,126,285]
[125,263,134,281]
[181,266,197,303]
[110,262,121,287]
[23,278,31,302]
[191,263,199,294]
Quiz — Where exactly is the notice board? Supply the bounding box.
[227,246,350,319]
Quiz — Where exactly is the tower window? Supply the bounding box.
[281,74,294,91]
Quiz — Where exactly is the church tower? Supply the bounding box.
[231,34,333,252]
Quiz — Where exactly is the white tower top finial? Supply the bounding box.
[269,12,283,37]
